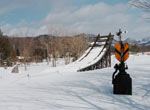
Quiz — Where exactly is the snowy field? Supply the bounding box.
[0,54,150,110]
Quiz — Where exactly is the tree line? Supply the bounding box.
[0,30,88,67]
[0,27,149,67]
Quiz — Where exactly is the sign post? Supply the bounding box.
[112,29,132,95]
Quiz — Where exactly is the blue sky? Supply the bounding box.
[0,0,129,25]
[0,0,150,39]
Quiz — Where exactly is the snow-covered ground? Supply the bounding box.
[0,54,150,110]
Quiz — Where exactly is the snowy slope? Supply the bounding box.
[0,54,150,110]
[65,47,103,71]
[63,41,106,72]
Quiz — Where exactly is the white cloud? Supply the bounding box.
[1,2,150,39]
[43,3,133,35]
[44,2,138,38]
[1,24,13,33]
[8,27,32,37]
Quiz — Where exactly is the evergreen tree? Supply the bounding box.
[130,44,140,53]
[0,29,3,36]
[0,29,16,65]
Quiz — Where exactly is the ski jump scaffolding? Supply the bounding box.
[66,33,114,72]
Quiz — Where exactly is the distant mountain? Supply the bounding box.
[86,34,96,38]
[139,37,150,46]
[141,37,150,42]
[124,38,140,44]
[22,33,150,46]
[112,37,150,46]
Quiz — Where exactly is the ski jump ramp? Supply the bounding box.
[65,33,114,72]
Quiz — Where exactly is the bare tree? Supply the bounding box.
[131,0,150,11]
[70,35,88,61]
[21,38,34,70]
[38,35,51,64]
[46,23,89,66]
[50,37,61,67]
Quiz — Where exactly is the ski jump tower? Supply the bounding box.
[77,33,114,72]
